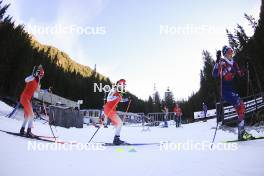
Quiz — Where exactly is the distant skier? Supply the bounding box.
[202,102,207,122]
[103,79,129,145]
[19,65,45,137]
[173,104,182,127]
[213,46,253,140]
[162,106,169,127]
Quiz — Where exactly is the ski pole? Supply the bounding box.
[88,94,108,143]
[123,99,132,123]
[211,122,219,148]
[211,56,223,148]
[32,65,36,75]
[88,126,100,143]
[88,110,105,143]
[42,99,57,139]
[6,102,20,118]
[126,99,132,112]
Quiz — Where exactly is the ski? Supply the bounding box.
[0,129,57,139]
[0,129,58,142]
[98,142,161,146]
[0,130,73,144]
[225,136,264,143]
[35,135,58,139]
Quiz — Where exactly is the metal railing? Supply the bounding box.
[82,109,102,124]
[216,92,264,124]
[82,109,144,126]
[146,112,176,126]
[119,112,144,126]
[81,109,178,127]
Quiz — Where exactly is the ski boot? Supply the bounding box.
[26,128,35,138]
[238,128,254,141]
[241,131,254,141]
[164,121,168,128]
[113,135,125,145]
[238,120,254,141]
[19,127,25,136]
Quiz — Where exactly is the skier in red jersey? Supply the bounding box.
[19,65,45,137]
[103,79,129,145]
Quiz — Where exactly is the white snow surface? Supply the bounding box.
[0,101,14,116]
[0,101,264,176]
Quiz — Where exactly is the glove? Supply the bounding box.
[43,89,49,93]
[238,68,246,77]
[123,98,129,102]
[216,50,221,63]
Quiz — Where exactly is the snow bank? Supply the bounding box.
[0,100,13,116]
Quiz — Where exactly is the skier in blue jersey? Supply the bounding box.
[213,46,254,140]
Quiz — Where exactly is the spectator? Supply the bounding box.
[173,104,182,127]
[202,102,208,122]
[162,106,169,127]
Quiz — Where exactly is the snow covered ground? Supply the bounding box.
[0,101,264,176]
